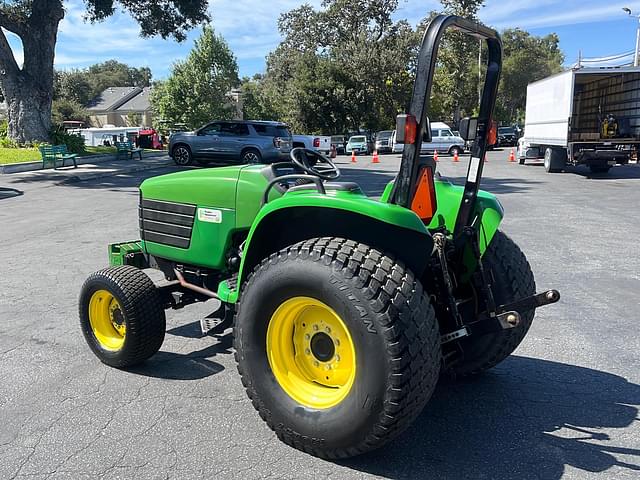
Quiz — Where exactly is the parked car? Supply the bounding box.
[374,130,394,153]
[391,122,465,155]
[169,120,292,166]
[292,134,332,155]
[497,126,518,147]
[331,135,347,155]
[345,135,370,155]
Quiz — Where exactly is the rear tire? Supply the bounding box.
[242,148,262,164]
[79,266,166,368]
[448,146,463,156]
[449,231,536,377]
[544,147,565,173]
[234,237,441,459]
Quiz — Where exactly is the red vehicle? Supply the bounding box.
[137,129,163,150]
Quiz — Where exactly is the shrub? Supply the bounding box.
[50,126,86,154]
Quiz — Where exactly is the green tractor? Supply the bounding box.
[79,15,559,459]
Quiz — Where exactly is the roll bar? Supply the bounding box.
[389,15,502,237]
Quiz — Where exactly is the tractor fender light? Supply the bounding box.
[395,114,417,144]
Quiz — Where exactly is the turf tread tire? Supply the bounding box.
[79,266,166,368]
[451,231,536,377]
[234,237,441,459]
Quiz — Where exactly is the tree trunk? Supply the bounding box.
[5,80,52,143]
[0,1,63,144]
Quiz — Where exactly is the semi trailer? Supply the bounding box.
[519,67,640,173]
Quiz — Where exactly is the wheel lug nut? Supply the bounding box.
[305,348,311,355]
[304,334,310,340]
[313,325,319,331]
[335,355,340,362]
[325,364,331,370]
[335,339,340,346]
[325,327,331,333]
[313,361,319,367]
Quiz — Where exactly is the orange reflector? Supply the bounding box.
[411,167,437,222]
[404,115,417,144]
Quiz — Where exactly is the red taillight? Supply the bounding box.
[395,114,417,144]
[411,166,437,223]
[313,137,320,148]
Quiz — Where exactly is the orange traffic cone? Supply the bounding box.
[372,150,380,163]
[453,150,459,162]
[433,150,439,162]
[351,151,356,163]
[509,148,516,162]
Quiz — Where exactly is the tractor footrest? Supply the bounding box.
[200,303,233,336]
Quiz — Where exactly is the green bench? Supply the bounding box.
[115,141,143,160]
[39,145,78,169]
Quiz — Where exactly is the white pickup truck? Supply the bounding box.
[292,134,332,155]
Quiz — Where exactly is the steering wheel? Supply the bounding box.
[290,148,340,180]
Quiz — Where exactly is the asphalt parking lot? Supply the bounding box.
[1,150,639,479]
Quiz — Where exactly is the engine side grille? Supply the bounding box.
[139,198,196,249]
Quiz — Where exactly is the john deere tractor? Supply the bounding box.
[79,15,559,459]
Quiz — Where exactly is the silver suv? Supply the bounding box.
[169,120,293,166]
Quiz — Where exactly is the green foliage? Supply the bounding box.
[0,119,8,138]
[49,127,86,154]
[247,0,418,134]
[51,99,89,126]
[150,26,239,129]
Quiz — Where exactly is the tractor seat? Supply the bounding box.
[287,182,363,194]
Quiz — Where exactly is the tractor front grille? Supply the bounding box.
[139,198,195,249]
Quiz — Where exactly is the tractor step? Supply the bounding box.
[200,303,233,336]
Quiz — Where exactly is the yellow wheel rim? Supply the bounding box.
[266,296,356,409]
[88,289,126,351]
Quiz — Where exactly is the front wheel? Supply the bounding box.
[172,145,193,166]
[449,231,536,377]
[79,266,166,368]
[234,237,441,459]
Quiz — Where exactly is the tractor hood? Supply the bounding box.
[140,165,244,209]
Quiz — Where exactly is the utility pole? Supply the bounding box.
[623,7,640,66]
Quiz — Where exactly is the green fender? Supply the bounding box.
[219,180,504,303]
[218,190,431,303]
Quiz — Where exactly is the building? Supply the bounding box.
[86,86,152,128]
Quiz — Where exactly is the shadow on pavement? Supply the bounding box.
[566,164,640,180]
[0,186,23,199]
[343,356,640,479]
[128,331,232,381]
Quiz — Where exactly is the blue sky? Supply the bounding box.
[6,0,640,79]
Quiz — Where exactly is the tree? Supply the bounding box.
[150,26,239,129]
[51,98,88,125]
[0,1,208,144]
[254,0,418,134]
[495,29,564,123]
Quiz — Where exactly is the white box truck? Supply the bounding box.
[519,67,640,173]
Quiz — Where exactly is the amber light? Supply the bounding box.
[404,115,417,144]
[411,166,437,222]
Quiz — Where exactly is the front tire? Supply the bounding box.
[79,266,166,368]
[234,237,441,459]
[449,231,536,377]
[172,145,193,166]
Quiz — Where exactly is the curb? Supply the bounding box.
[58,157,173,185]
[0,151,169,174]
